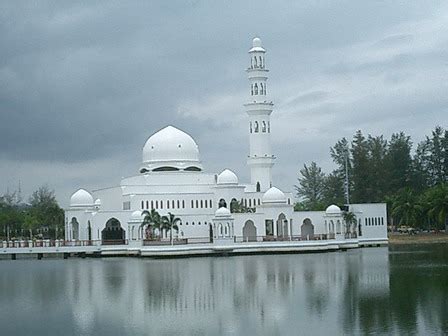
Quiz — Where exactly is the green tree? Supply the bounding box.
[424,184,448,230]
[141,209,161,239]
[0,190,24,240]
[342,211,357,237]
[321,171,345,206]
[230,199,255,213]
[391,188,422,228]
[28,185,64,238]
[161,212,180,244]
[294,161,326,209]
[385,132,413,194]
[351,130,371,202]
[367,135,388,202]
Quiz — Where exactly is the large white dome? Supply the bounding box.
[141,126,202,173]
[70,189,94,207]
[217,169,238,185]
[262,187,286,204]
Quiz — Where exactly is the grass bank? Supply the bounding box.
[388,233,448,245]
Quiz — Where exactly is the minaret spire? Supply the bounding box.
[245,37,275,192]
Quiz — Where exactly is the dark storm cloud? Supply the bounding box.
[0,1,447,204]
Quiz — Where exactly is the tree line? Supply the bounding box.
[0,185,64,240]
[295,126,447,229]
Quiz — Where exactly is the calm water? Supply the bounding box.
[0,245,447,336]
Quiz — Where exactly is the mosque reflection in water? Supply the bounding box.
[65,249,390,335]
[1,246,447,335]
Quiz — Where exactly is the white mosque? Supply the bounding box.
[65,37,387,246]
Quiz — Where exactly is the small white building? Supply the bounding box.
[65,37,387,245]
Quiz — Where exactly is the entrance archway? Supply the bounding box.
[301,218,314,240]
[71,217,79,240]
[102,218,125,245]
[242,220,257,242]
[276,213,288,238]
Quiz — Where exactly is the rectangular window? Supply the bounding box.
[200,200,203,208]
[172,200,175,209]
[146,201,149,209]
[196,200,199,208]
[182,200,185,208]
[141,201,144,209]
[160,200,163,209]
[191,200,194,208]
[381,217,384,225]
[155,201,158,209]
[167,200,170,209]
[151,200,154,209]
[123,201,131,210]
[209,200,212,208]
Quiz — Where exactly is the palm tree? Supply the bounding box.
[342,211,357,238]
[161,212,181,245]
[391,188,423,228]
[141,209,161,240]
[425,184,448,231]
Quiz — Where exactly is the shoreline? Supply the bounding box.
[388,233,448,245]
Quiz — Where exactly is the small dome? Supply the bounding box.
[253,37,262,48]
[94,199,101,206]
[70,189,94,207]
[141,126,202,172]
[130,210,144,220]
[326,204,341,215]
[262,187,286,204]
[217,169,238,185]
[215,207,231,217]
[249,37,266,52]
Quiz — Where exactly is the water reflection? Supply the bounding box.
[0,246,447,335]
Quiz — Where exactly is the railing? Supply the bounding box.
[143,237,211,246]
[234,234,333,243]
[1,233,349,249]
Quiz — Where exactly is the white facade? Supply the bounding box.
[65,37,387,245]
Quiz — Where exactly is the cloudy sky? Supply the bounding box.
[1,1,447,206]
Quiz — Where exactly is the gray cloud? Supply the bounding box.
[0,1,447,205]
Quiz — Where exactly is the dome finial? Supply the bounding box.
[252,37,262,48]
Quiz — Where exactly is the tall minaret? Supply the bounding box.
[245,37,275,192]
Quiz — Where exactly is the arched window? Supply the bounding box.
[155,201,159,209]
[191,200,194,208]
[260,83,264,95]
[200,200,203,208]
[262,121,266,132]
[196,200,199,208]
[167,200,170,209]
[251,85,254,96]
[177,200,180,208]
[219,199,227,208]
[151,200,154,209]
[141,201,144,209]
[254,121,259,132]
[267,121,270,133]
[256,182,261,192]
[254,56,258,67]
[209,200,213,208]
[160,200,163,209]
[182,200,185,208]
[259,56,263,68]
[250,122,252,133]
[249,199,252,207]
[254,83,258,95]
[198,222,201,225]
[264,84,267,95]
